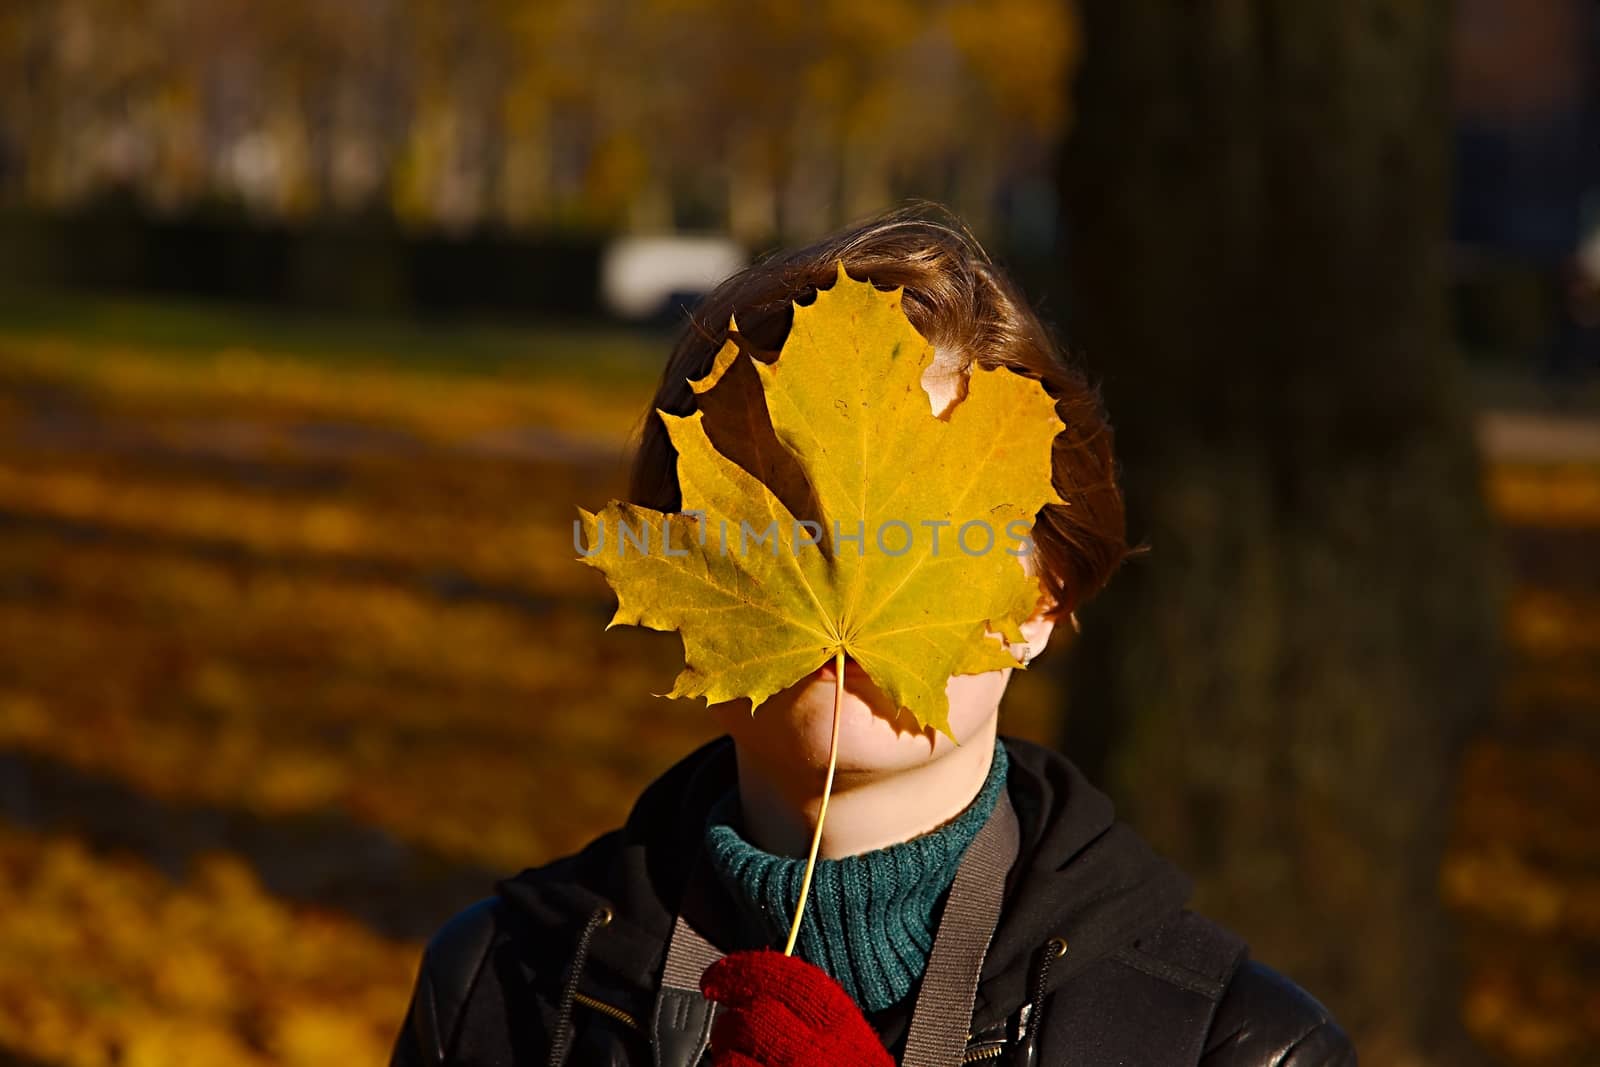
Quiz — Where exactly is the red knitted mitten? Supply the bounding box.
[699,949,895,1067]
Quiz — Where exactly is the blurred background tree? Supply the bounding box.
[1059,4,1508,1065]
[0,0,1073,241]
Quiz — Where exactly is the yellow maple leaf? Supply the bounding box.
[578,265,1064,738]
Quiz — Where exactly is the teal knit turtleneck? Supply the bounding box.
[702,740,1009,1013]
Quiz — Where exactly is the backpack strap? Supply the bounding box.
[1038,910,1248,1067]
[900,790,1020,1067]
[652,865,724,1067]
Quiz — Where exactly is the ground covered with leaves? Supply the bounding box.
[0,295,1592,1066]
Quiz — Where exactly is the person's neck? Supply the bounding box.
[731,717,1000,858]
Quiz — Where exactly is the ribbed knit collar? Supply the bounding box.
[702,740,1009,1012]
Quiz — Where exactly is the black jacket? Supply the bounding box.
[391,736,1356,1066]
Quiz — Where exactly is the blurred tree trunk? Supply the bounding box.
[1059,3,1505,1063]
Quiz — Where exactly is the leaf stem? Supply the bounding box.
[784,648,844,957]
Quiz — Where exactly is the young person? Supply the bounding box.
[390,208,1357,1067]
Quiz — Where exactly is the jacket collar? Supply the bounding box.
[973,739,1192,1024]
[495,736,1192,1029]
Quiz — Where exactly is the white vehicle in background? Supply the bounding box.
[600,235,747,321]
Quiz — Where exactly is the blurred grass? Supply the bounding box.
[0,287,668,383]
[0,293,1594,1065]
[0,824,419,1067]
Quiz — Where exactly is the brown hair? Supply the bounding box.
[627,205,1140,621]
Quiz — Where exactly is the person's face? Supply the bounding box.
[708,352,1057,775]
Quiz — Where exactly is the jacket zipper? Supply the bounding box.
[572,991,640,1031]
[961,1045,1005,1062]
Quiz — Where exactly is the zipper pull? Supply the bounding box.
[1015,936,1067,1066]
